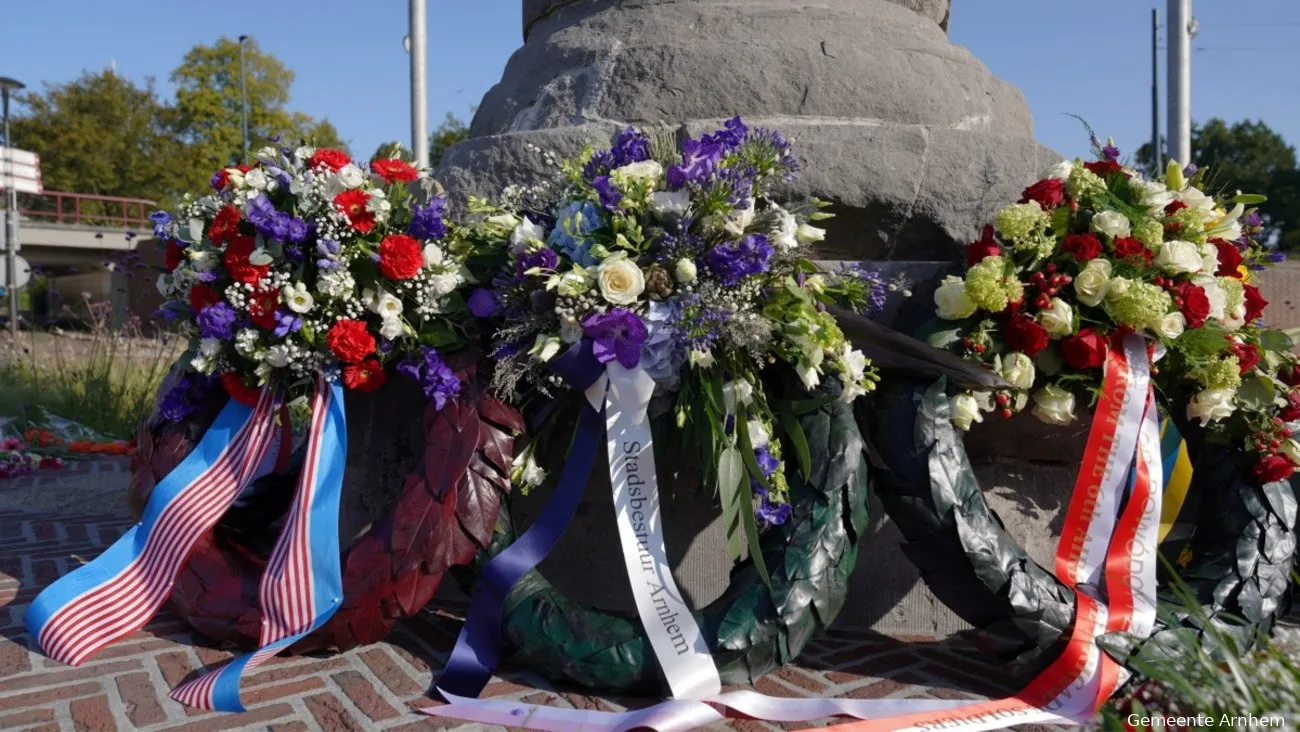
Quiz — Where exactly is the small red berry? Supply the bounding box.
[1045,263,1057,274]
[1001,408,1014,419]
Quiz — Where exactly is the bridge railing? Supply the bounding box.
[16,190,157,230]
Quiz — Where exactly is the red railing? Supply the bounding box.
[17,190,157,229]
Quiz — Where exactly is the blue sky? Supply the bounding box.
[4,1,1299,164]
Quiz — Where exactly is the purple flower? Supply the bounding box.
[583,309,649,370]
[149,211,174,239]
[159,373,217,423]
[283,242,304,263]
[593,175,622,210]
[611,127,651,167]
[272,310,302,338]
[667,139,723,189]
[399,346,462,410]
[703,116,748,151]
[194,269,219,283]
[468,288,503,318]
[286,217,308,244]
[409,196,448,240]
[517,247,559,276]
[316,239,341,256]
[754,446,780,477]
[582,149,617,181]
[316,258,340,272]
[708,234,773,285]
[244,194,277,233]
[1102,144,1121,162]
[1183,163,1199,177]
[210,170,226,191]
[197,302,238,340]
[754,482,792,527]
[1243,211,1264,229]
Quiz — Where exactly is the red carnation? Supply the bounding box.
[1061,328,1108,370]
[309,148,352,172]
[1281,390,1300,422]
[1229,339,1262,375]
[209,205,243,246]
[1060,233,1103,262]
[1254,454,1296,485]
[1211,238,1244,278]
[326,319,376,363]
[371,158,419,183]
[1084,159,1124,177]
[1243,284,1268,324]
[1112,237,1154,266]
[224,235,270,286]
[188,284,220,313]
[247,288,281,330]
[966,224,1002,266]
[343,358,388,392]
[165,241,185,273]
[1004,314,1051,356]
[379,234,424,280]
[221,372,261,406]
[333,189,376,233]
[212,168,232,191]
[1175,281,1211,329]
[1020,178,1066,209]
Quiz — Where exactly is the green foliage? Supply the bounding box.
[371,140,414,163]
[429,111,470,167]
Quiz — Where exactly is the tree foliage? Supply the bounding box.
[429,111,470,167]
[371,141,413,163]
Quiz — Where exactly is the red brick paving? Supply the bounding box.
[0,508,1038,731]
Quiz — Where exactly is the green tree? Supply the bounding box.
[429,112,470,167]
[371,141,413,163]
[11,70,184,206]
[1137,119,1300,248]
[168,36,346,190]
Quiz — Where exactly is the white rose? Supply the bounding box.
[611,160,664,185]
[999,352,1036,390]
[1186,388,1236,426]
[1153,311,1186,340]
[1156,240,1204,275]
[1038,298,1074,337]
[510,217,546,252]
[379,317,405,341]
[1048,160,1075,180]
[422,243,445,267]
[244,168,269,191]
[772,208,799,250]
[1133,179,1176,213]
[1193,275,1227,320]
[1199,242,1220,275]
[293,146,315,162]
[284,283,315,314]
[337,163,365,190]
[597,257,646,305]
[934,275,977,320]
[674,258,697,284]
[1090,210,1132,240]
[1177,185,1217,213]
[559,316,583,343]
[950,393,985,432]
[1105,276,1134,305]
[725,198,756,236]
[1032,384,1077,426]
[428,273,461,298]
[747,420,770,449]
[651,190,691,219]
[1074,259,1112,307]
[796,223,826,244]
[225,167,246,189]
[264,345,291,368]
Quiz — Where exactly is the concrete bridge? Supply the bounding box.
[13,191,163,326]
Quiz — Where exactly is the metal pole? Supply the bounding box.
[3,85,18,338]
[1151,7,1162,175]
[409,0,430,169]
[239,35,250,164]
[1167,0,1192,166]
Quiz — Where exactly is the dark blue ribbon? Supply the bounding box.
[435,341,606,699]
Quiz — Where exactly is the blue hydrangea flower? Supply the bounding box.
[547,201,604,267]
[640,300,684,392]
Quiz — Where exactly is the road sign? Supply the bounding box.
[0,146,42,194]
[0,254,31,290]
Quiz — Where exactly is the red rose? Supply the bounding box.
[326,319,376,363]
[1004,314,1051,356]
[165,241,185,272]
[1254,454,1296,485]
[247,288,281,330]
[1084,159,1124,177]
[1020,178,1066,209]
[209,205,243,246]
[1112,237,1153,266]
[333,189,376,233]
[371,158,419,183]
[1164,200,1188,216]
[1061,328,1109,370]
[1060,233,1103,262]
[224,235,270,285]
[343,358,388,392]
[1229,339,1262,375]
[966,225,1001,266]
[213,168,231,191]
[1175,282,1211,328]
[1281,390,1300,422]
[220,372,261,406]
[1243,284,1268,324]
[1211,238,1244,278]
[379,234,424,280]
[188,284,221,313]
[1282,364,1300,387]
[309,148,352,172]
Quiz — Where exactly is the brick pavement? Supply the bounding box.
[0,458,130,491]
[0,506,1036,732]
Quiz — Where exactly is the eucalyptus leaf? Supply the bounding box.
[1259,329,1294,353]
[778,411,812,479]
[187,218,206,244]
[718,446,746,562]
[735,406,774,492]
[1236,375,1277,412]
[736,479,772,588]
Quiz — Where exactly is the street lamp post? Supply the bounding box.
[409,0,429,169]
[0,75,24,338]
[238,35,250,164]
